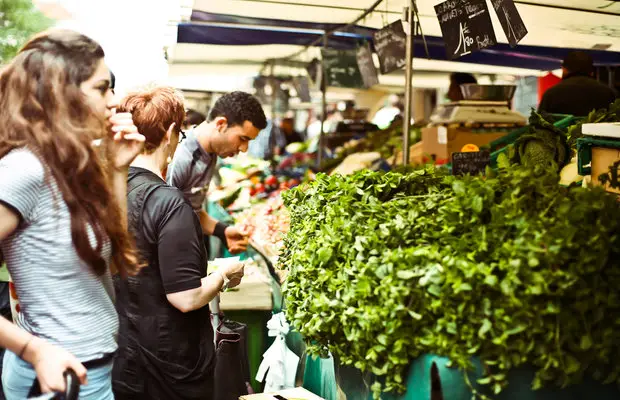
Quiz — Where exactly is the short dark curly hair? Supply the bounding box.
[208,91,267,130]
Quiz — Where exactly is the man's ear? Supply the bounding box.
[215,116,228,132]
[165,122,176,145]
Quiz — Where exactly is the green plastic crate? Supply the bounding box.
[302,353,620,400]
[576,136,620,176]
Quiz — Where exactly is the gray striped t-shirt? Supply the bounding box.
[0,148,118,361]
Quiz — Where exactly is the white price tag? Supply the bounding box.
[437,126,448,145]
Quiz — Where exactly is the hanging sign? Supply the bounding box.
[356,43,380,88]
[435,0,497,59]
[373,20,408,75]
[321,48,364,89]
[306,58,324,91]
[293,76,311,103]
[490,0,528,47]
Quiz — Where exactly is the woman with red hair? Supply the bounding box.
[113,86,244,400]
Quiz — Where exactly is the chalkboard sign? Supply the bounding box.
[293,76,311,103]
[356,43,379,88]
[306,58,324,91]
[435,0,497,60]
[321,48,364,89]
[451,150,491,176]
[373,20,408,75]
[491,0,528,47]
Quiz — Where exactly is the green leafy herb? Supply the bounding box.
[280,164,620,398]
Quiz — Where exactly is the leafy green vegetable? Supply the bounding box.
[511,111,570,171]
[0,0,52,64]
[567,99,620,148]
[219,187,242,208]
[280,164,620,398]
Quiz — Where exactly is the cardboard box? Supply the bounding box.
[591,146,620,194]
[219,272,273,311]
[240,387,325,400]
[421,127,508,163]
[389,141,425,166]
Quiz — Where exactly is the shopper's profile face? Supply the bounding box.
[80,59,117,121]
[216,118,259,158]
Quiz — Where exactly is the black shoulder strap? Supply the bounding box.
[126,173,167,239]
[116,172,168,358]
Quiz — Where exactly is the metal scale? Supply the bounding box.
[430,100,527,125]
[430,84,527,125]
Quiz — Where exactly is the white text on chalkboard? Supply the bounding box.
[455,22,474,55]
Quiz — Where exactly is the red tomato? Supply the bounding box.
[255,183,266,193]
[265,175,278,186]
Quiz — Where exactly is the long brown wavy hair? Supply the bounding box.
[0,29,139,277]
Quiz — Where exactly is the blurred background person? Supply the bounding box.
[539,51,617,116]
[447,72,478,102]
[372,94,404,130]
[183,109,207,131]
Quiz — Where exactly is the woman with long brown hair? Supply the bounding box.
[0,29,144,398]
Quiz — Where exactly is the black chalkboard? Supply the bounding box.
[321,48,364,89]
[373,20,408,75]
[306,58,324,91]
[435,0,497,60]
[356,43,379,88]
[491,0,528,47]
[293,76,311,103]
[451,150,491,176]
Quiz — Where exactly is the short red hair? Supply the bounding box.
[119,86,185,154]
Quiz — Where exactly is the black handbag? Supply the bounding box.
[213,317,254,400]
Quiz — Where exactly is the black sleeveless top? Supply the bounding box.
[113,167,214,400]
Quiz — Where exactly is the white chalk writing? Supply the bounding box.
[476,34,493,48]
[491,0,503,11]
[435,0,458,15]
[454,22,473,55]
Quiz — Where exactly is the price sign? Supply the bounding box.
[373,20,408,74]
[321,48,364,89]
[491,0,528,47]
[435,0,497,59]
[356,43,380,88]
[452,150,491,176]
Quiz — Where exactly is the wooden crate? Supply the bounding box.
[591,146,620,194]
